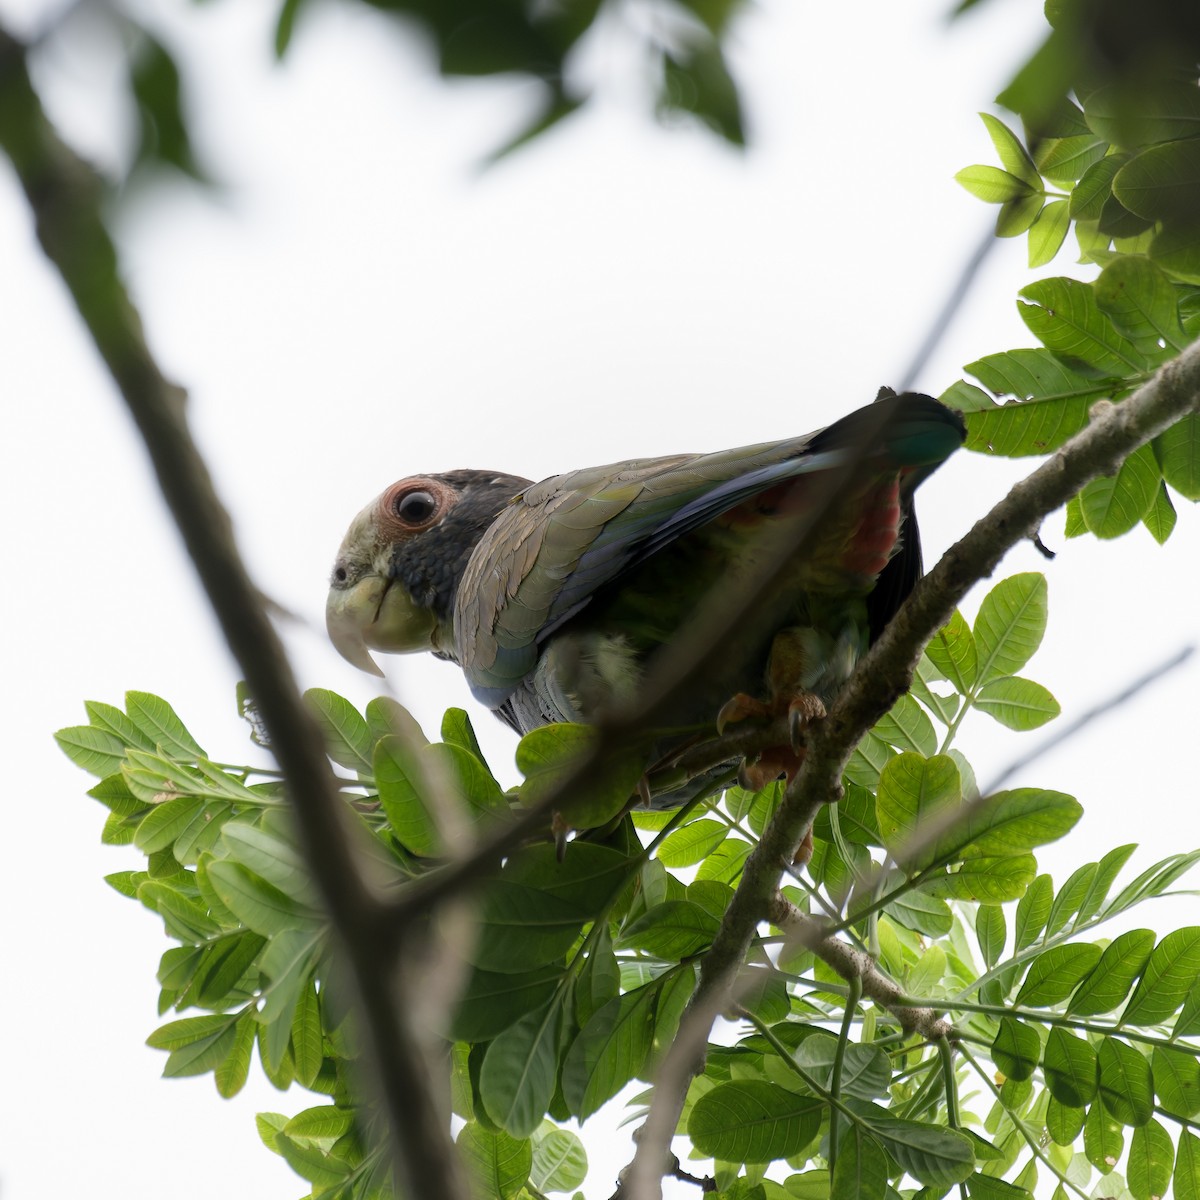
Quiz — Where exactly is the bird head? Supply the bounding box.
[326,470,530,676]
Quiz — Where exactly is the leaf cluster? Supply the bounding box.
[56,566,1200,1199]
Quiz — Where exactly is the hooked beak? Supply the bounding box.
[326,573,438,676]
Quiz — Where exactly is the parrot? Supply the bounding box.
[326,390,964,810]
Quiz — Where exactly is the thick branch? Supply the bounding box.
[626,348,1200,1198]
[767,894,951,1040]
[0,30,467,1200]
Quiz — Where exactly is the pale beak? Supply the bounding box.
[326,574,438,676]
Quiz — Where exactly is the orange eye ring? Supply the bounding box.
[377,477,456,537]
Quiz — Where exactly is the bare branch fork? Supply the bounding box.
[625,357,1200,1198]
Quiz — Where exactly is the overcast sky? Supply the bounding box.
[2,0,1197,1196]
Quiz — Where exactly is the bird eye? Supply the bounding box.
[394,489,437,525]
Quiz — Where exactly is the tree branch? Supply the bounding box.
[625,346,1200,1198]
[0,29,468,1200]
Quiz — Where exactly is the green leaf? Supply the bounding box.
[1077,843,1138,927]
[195,930,267,1005]
[1028,199,1070,267]
[55,724,128,777]
[933,787,1081,864]
[84,700,156,750]
[574,925,620,1027]
[1122,928,1200,1025]
[473,843,631,973]
[1015,943,1104,1006]
[688,1082,823,1164]
[1044,1027,1098,1108]
[1046,1094,1085,1146]
[1047,863,1098,937]
[304,689,372,772]
[1179,1132,1200,1200]
[853,1108,975,1185]
[617,900,719,959]
[1018,276,1149,375]
[830,1125,887,1200]
[657,819,729,867]
[1152,1045,1200,1117]
[996,193,1044,238]
[1094,256,1187,355]
[921,855,1037,903]
[1067,928,1155,1016]
[884,890,953,939]
[1085,82,1200,147]
[992,1018,1040,1082]
[925,609,978,694]
[441,707,486,762]
[452,964,564,1042]
[695,838,753,884]
[1106,851,1200,918]
[1152,490,1184,556]
[975,676,1061,731]
[562,985,657,1120]
[873,694,938,757]
[1157,412,1200,500]
[283,1106,354,1139]
[479,1000,562,1138]
[272,1132,350,1187]
[517,723,642,830]
[1113,138,1200,221]
[125,691,205,758]
[458,1123,532,1200]
[207,860,317,937]
[976,905,1006,968]
[1034,134,1107,185]
[1014,874,1053,950]
[374,734,442,857]
[1128,1118,1174,1200]
[791,1036,892,1101]
[911,658,960,725]
[964,1174,1034,1200]
[1098,1036,1154,1126]
[529,1125,588,1193]
[980,113,1042,188]
[364,696,427,751]
[1079,442,1161,538]
[1151,217,1200,285]
[1071,153,1129,220]
[213,1011,256,1098]
[660,39,744,145]
[149,1013,242,1077]
[291,976,323,1088]
[133,795,205,854]
[219,822,311,900]
[956,164,1036,203]
[973,573,1048,685]
[876,753,961,866]
[1084,1098,1124,1173]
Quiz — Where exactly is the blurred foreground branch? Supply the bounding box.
[0,28,469,1200]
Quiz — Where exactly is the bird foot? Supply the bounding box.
[716,692,772,735]
[787,693,827,753]
[718,689,826,792]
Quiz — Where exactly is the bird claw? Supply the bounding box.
[787,693,827,753]
[716,692,770,736]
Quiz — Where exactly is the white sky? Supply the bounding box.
[1,0,1198,1197]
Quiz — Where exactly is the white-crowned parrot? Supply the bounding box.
[327,391,964,807]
